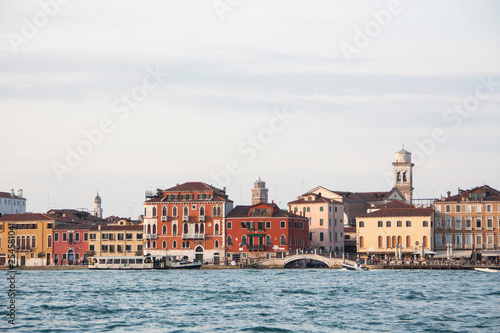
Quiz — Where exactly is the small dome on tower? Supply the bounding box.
[94,193,102,204]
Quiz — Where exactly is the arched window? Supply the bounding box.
[152,241,156,249]
[378,236,383,248]
[152,224,156,234]
[173,240,177,248]
[397,236,402,246]
[32,236,36,248]
[213,206,217,216]
[320,207,324,212]
[423,236,428,248]
[162,225,167,235]
[309,232,312,241]
[214,223,219,235]
[200,224,204,234]
[266,235,272,246]
[241,235,247,246]
[195,224,199,234]
[307,207,310,212]
[200,206,205,216]
[280,235,286,246]
[386,236,391,248]
[215,240,219,248]
[182,242,186,249]
[162,241,167,249]
[173,206,178,217]
[359,236,364,248]
[173,224,177,235]
[217,207,221,216]
[147,224,151,234]
[47,235,52,248]
[25,236,30,249]
[144,207,147,217]
[359,221,364,228]
[16,236,20,249]
[227,235,232,246]
[392,236,396,248]
[21,236,26,250]
[397,221,402,227]
[147,240,151,249]
[183,206,189,216]
[406,236,411,248]
[162,206,167,217]
[386,221,391,227]
[152,207,157,217]
[183,223,188,234]
[186,241,190,248]
[423,221,429,227]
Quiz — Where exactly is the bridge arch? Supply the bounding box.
[282,254,332,268]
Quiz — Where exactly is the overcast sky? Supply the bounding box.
[1,0,499,218]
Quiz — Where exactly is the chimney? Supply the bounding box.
[17,189,23,198]
[447,191,451,198]
[318,192,322,197]
[98,225,101,231]
[10,189,14,197]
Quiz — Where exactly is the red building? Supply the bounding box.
[52,223,90,265]
[143,182,233,264]
[225,202,309,263]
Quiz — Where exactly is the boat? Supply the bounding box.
[88,255,202,270]
[341,262,369,271]
[474,267,500,273]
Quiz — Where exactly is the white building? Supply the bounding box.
[0,189,27,216]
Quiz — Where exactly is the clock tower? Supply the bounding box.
[251,178,269,205]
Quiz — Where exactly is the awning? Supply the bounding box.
[434,250,472,258]
[248,234,265,237]
[412,250,436,256]
[482,250,500,257]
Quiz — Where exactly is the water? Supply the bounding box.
[1,269,499,332]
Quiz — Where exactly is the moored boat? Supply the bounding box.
[474,267,500,273]
[341,262,369,271]
[88,254,202,270]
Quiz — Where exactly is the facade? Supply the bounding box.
[288,193,344,253]
[143,182,233,264]
[53,223,90,265]
[88,225,144,257]
[225,202,309,263]
[392,148,414,204]
[0,213,60,266]
[0,190,27,216]
[356,201,434,259]
[433,185,500,258]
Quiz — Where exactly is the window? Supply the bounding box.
[117,233,123,241]
[227,221,232,229]
[406,221,411,227]
[405,236,411,248]
[386,236,391,248]
[445,218,452,228]
[84,233,88,241]
[162,206,167,217]
[476,218,482,229]
[397,221,402,227]
[455,234,462,245]
[386,221,391,227]
[359,221,364,228]
[280,235,286,246]
[152,207,157,217]
[31,236,36,248]
[423,221,428,227]
[227,236,232,246]
[476,205,482,213]
[172,224,177,235]
[172,207,178,217]
[137,233,143,240]
[436,218,442,228]
[266,235,272,246]
[117,245,122,252]
[466,205,471,212]
[487,218,493,229]
[307,207,310,212]
[109,233,115,241]
[280,221,286,229]
[435,205,441,212]
[266,221,271,229]
[335,207,338,212]
[445,234,452,245]
[475,234,482,245]
[90,233,96,240]
[215,240,219,248]
[89,245,95,251]
[466,218,472,229]
[54,233,59,242]
[109,245,115,252]
[214,223,220,235]
[162,225,167,235]
[137,244,143,251]
[455,218,462,230]
[75,233,80,242]
[456,205,461,213]
[319,232,324,242]
[487,234,494,245]
[319,219,324,226]
[378,221,383,227]
[378,236,383,248]
[62,233,67,242]
[183,206,189,217]
[436,234,442,245]
[320,207,324,212]
[465,234,472,245]
[445,205,451,213]
[259,221,265,230]
[241,236,247,246]
[126,245,132,251]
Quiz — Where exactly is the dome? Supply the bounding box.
[94,193,101,204]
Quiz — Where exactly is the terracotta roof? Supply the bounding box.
[357,207,434,219]
[372,200,414,210]
[288,194,342,205]
[164,182,223,193]
[226,205,307,219]
[436,185,500,202]
[54,223,91,230]
[89,225,143,231]
[0,213,54,222]
[0,192,25,200]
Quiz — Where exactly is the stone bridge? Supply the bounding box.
[255,253,357,268]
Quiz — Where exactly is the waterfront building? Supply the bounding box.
[52,223,90,265]
[356,201,434,259]
[433,185,500,259]
[226,203,309,263]
[0,189,27,216]
[288,193,344,253]
[0,213,64,266]
[88,225,144,257]
[143,182,233,264]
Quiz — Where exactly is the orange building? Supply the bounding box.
[143,182,233,264]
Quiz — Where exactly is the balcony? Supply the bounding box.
[144,234,158,240]
[161,216,167,222]
[486,244,496,249]
[455,244,463,249]
[182,233,205,240]
[199,215,205,222]
[465,244,473,249]
[247,244,266,251]
[183,216,189,222]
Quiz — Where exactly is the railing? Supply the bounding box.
[182,233,205,240]
[465,244,473,249]
[486,244,495,249]
[161,216,167,222]
[199,216,205,222]
[183,216,188,222]
[144,234,158,240]
[247,245,266,251]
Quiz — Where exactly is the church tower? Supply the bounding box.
[393,147,414,204]
[251,178,269,205]
[94,192,103,218]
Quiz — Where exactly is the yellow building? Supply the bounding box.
[356,201,434,259]
[89,225,144,257]
[0,213,59,266]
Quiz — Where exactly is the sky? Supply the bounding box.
[1,0,499,218]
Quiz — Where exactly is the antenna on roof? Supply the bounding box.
[402,143,405,150]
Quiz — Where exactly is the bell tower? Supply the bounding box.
[94,192,103,218]
[251,178,268,205]
[393,146,414,204]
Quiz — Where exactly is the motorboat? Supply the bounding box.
[474,267,500,273]
[341,262,369,271]
[88,255,202,270]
